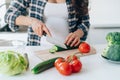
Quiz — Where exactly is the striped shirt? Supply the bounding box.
[5,0,90,46]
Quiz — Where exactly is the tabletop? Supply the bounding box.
[0,44,120,80]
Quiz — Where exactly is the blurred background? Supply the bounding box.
[0,0,120,46]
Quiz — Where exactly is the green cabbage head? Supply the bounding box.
[0,51,28,75]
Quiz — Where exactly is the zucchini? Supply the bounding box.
[31,57,60,74]
[49,45,78,53]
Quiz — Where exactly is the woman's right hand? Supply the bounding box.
[30,18,51,37]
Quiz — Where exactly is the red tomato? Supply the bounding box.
[55,55,82,76]
[58,62,72,76]
[54,58,64,70]
[79,42,90,53]
[55,58,72,76]
[70,59,82,73]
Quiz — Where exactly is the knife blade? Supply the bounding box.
[46,36,67,49]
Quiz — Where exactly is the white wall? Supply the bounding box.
[89,0,120,27]
[87,28,120,45]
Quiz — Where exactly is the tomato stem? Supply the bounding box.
[72,52,83,59]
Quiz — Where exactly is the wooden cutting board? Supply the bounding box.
[35,47,96,60]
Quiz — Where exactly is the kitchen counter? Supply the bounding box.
[0,44,120,80]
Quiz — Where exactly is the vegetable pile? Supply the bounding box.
[54,55,82,76]
[31,42,90,75]
[102,32,120,61]
[0,51,28,75]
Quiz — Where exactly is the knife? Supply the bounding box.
[46,36,67,49]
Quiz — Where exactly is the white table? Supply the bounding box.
[0,44,120,80]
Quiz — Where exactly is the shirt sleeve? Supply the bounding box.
[4,0,30,32]
[76,14,90,41]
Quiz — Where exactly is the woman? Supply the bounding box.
[5,0,90,46]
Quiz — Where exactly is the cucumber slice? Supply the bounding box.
[49,46,58,53]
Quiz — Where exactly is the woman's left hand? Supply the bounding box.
[65,29,84,47]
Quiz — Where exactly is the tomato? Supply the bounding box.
[55,58,72,76]
[67,55,82,73]
[54,58,64,70]
[55,55,82,76]
[58,62,72,76]
[70,59,82,73]
[79,42,90,53]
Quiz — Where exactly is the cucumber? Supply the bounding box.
[49,45,78,53]
[31,57,60,74]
